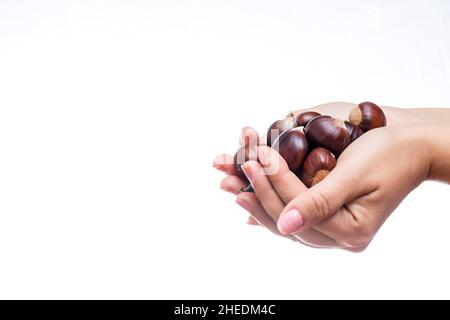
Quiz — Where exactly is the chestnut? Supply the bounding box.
[241,184,254,193]
[349,101,386,132]
[305,115,351,157]
[233,144,258,182]
[295,111,321,127]
[344,120,364,142]
[299,148,336,188]
[272,127,308,172]
[266,113,297,146]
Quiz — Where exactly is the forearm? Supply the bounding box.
[409,108,450,126]
[385,107,450,127]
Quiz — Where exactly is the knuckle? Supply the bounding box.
[265,206,282,222]
[309,191,331,222]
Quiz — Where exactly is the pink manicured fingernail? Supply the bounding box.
[219,182,233,193]
[278,208,304,234]
[258,147,270,166]
[241,164,253,181]
[236,198,251,212]
[212,154,226,169]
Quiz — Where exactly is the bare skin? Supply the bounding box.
[213,102,450,251]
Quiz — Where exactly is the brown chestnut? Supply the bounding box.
[295,111,321,127]
[233,144,258,182]
[272,127,308,172]
[349,101,386,132]
[240,184,254,193]
[305,115,351,157]
[299,148,336,188]
[344,120,364,142]
[266,113,297,146]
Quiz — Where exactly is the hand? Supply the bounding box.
[213,127,334,247]
[213,102,367,247]
[213,102,414,248]
[246,125,430,251]
[214,102,450,251]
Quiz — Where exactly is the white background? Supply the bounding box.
[1,0,450,299]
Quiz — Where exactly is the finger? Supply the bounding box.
[292,231,337,248]
[255,146,338,247]
[237,193,337,248]
[247,216,260,226]
[257,145,307,203]
[237,192,336,247]
[240,161,337,248]
[241,160,284,221]
[277,162,366,234]
[236,192,293,239]
[240,127,260,146]
[213,154,237,175]
[220,175,247,195]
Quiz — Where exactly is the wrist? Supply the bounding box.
[402,124,450,183]
[395,125,434,187]
[385,109,450,183]
[387,124,448,187]
[424,125,450,183]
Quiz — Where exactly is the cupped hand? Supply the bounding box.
[245,124,430,251]
[213,127,337,248]
[214,102,438,251]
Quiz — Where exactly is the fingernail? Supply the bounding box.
[236,198,251,212]
[278,208,304,234]
[212,155,226,169]
[220,182,233,193]
[258,147,270,166]
[241,163,253,181]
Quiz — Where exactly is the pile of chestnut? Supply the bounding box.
[234,102,386,191]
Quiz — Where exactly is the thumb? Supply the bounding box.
[277,166,362,234]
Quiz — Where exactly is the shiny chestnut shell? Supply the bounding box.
[266,115,297,146]
[233,144,258,182]
[299,147,336,188]
[295,111,321,127]
[305,115,351,157]
[344,120,364,142]
[272,127,308,172]
[349,101,386,132]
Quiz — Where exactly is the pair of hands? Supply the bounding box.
[213,102,441,251]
